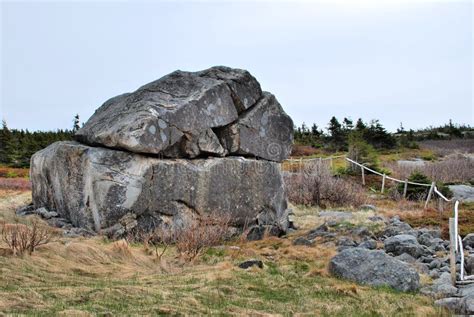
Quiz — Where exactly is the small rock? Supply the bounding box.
[64,227,95,238]
[429,259,443,270]
[360,204,376,211]
[465,256,474,275]
[246,225,283,241]
[358,239,377,250]
[16,204,35,216]
[460,295,474,314]
[293,237,314,247]
[384,234,428,258]
[352,226,372,238]
[425,272,458,298]
[463,234,474,248]
[35,207,59,219]
[429,269,441,279]
[434,297,461,312]
[395,253,417,263]
[368,216,385,222]
[238,259,263,269]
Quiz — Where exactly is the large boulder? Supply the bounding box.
[75,66,292,162]
[329,248,420,292]
[30,141,290,233]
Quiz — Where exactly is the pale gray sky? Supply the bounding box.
[1,0,473,132]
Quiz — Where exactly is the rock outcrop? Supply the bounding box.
[30,66,293,238]
[31,141,289,233]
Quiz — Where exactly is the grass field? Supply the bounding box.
[0,191,447,316]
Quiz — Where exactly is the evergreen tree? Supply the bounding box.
[73,114,80,132]
[327,117,346,151]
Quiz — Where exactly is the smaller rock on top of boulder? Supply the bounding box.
[75,66,293,162]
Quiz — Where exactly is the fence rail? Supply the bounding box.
[284,154,470,285]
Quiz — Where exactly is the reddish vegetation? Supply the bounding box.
[0,167,29,178]
[401,206,474,239]
[0,178,32,191]
[290,145,320,157]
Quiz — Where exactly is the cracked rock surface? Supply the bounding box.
[31,141,290,234]
[31,66,293,238]
[75,66,293,162]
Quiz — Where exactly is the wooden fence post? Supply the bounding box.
[424,182,435,209]
[403,179,408,199]
[381,174,386,193]
[361,166,365,185]
[449,218,457,286]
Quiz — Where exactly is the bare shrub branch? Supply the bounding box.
[1,221,54,256]
[284,161,367,208]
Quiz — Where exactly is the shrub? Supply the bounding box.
[347,131,379,173]
[1,221,54,256]
[283,162,367,208]
[396,171,452,201]
[175,212,232,261]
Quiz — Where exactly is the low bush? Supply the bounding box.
[284,162,367,208]
[175,212,232,261]
[1,220,55,256]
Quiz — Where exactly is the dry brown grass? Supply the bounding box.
[0,191,447,316]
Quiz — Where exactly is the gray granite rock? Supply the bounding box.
[31,141,290,235]
[384,234,428,258]
[75,66,293,162]
[329,248,420,292]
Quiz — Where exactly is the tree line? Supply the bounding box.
[0,114,472,168]
[0,115,79,168]
[294,117,397,151]
[294,117,473,152]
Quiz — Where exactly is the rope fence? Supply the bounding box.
[284,154,471,285]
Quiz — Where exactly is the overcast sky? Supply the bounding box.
[1,0,472,132]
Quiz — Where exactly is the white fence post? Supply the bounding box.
[361,166,365,185]
[424,182,435,209]
[449,218,457,286]
[381,174,386,193]
[403,179,408,198]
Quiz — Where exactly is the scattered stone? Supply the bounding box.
[293,237,314,247]
[358,239,377,250]
[329,248,420,292]
[360,204,376,211]
[463,234,474,248]
[63,227,96,238]
[352,226,372,239]
[368,215,385,222]
[16,204,35,216]
[246,225,284,241]
[336,237,357,251]
[382,221,416,238]
[395,253,417,264]
[465,256,474,275]
[238,259,263,269]
[34,207,59,219]
[459,295,474,314]
[384,234,428,258]
[422,272,458,298]
[434,297,461,312]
